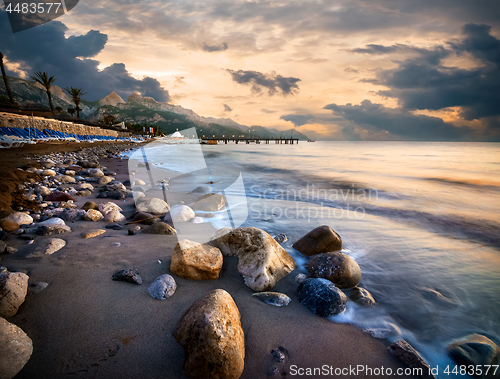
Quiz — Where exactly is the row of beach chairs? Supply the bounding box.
[0,126,142,148]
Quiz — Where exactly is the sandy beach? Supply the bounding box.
[0,142,421,379]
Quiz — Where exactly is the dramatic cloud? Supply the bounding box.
[223,104,233,112]
[227,69,300,96]
[0,10,170,102]
[280,114,314,127]
[202,42,228,52]
[324,100,472,141]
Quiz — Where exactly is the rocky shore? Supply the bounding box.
[1,144,498,378]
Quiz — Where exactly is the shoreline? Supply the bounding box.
[0,142,420,378]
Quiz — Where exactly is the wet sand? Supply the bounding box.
[1,146,418,379]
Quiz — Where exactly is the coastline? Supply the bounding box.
[0,142,420,378]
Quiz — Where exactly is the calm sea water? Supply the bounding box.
[130,141,500,375]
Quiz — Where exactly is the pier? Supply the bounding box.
[200,137,299,145]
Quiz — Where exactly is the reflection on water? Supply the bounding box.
[130,141,500,375]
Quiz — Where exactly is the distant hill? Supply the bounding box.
[0,76,309,140]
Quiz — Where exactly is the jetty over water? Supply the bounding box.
[200,137,299,145]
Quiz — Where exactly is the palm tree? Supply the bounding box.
[64,86,87,119]
[30,71,56,111]
[0,51,16,105]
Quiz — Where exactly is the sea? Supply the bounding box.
[127,139,500,376]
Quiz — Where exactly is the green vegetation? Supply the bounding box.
[30,71,55,111]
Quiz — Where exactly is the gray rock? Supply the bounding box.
[297,278,347,317]
[0,316,33,378]
[167,205,195,223]
[0,270,29,318]
[388,340,435,379]
[447,334,500,368]
[112,268,142,285]
[273,233,288,244]
[60,208,78,223]
[136,198,170,214]
[87,168,104,177]
[148,274,176,300]
[193,193,225,212]
[96,190,127,200]
[190,185,213,195]
[0,241,6,254]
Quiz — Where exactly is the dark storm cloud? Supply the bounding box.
[223,104,232,112]
[226,69,300,96]
[202,42,228,52]
[280,114,314,127]
[324,100,472,141]
[0,10,170,102]
[358,24,500,122]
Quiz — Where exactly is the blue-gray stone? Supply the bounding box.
[297,278,347,317]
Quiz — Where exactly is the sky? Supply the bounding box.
[1,0,500,141]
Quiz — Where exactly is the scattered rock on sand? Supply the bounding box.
[77,183,94,191]
[38,160,55,168]
[173,289,245,379]
[136,198,170,214]
[4,212,33,226]
[84,209,104,221]
[36,224,71,236]
[82,201,99,210]
[112,268,142,285]
[142,222,177,235]
[45,191,76,202]
[98,176,114,185]
[148,274,176,300]
[0,269,29,318]
[308,252,361,289]
[297,277,347,317]
[132,212,158,225]
[60,208,78,223]
[41,169,56,176]
[81,229,106,239]
[171,239,223,280]
[35,186,51,197]
[210,227,295,291]
[252,292,291,307]
[364,323,401,339]
[167,205,195,223]
[388,340,435,379]
[103,181,126,192]
[98,202,122,215]
[87,168,104,177]
[38,217,66,227]
[77,160,99,168]
[0,219,19,232]
[28,238,66,257]
[54,175,75,183]
[292,225,342,256]
[0,316,33,379]
[76,190,92,197]
[97,190,127,200]
[193,193,225,212]
[103,211,126,222]
[27,282,49,294]
[349,287,376,306]
[447,334,500,368]
[0,241,6,253]
[128,226,141,235]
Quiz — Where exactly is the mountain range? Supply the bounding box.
[0,76,309,140]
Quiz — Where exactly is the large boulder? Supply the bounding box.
[210,227,295,291]
[136,198,170,214]
[193,193,225,212]
[308,252,361,289]
[167,205,195,223]
[171,240,223,280]
[292,225,342,256]
[447,334,500,368]
[0,316,33,379]
[4,212,33,226]
[297,277,347,317]
[0,270,29,318]
[173,289,245,379]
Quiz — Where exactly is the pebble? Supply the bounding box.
[112,268,142,285]
[252,292,291,306]
[148,274,176,300]
[81,229,106,239]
